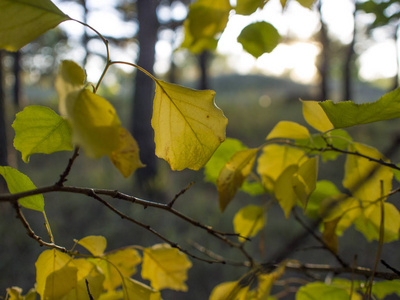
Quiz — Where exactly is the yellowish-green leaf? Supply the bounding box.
[142,243,192,291]
[0,0,70,51]
[217,148,259,211]
[274,165,299,218]
[237,22,280,58]
[236,0,266,15]
[0,166,44,212]
[55,60,86,117]
[354,202,400,243]
[77,235,107,257]
[67,89,121,158]
[280,0,288,9]
[6,287,24,300]
[12,105,73,162]
[233,205,265,242]
[152,80,227,171]
[371,280,400,299]
[96,248,141,291]
[209,281,249,300]
[301,100,334,132]
[180,19,219,53]
[109,127,145,177]
[98,290,123,300]
[35,249,73,298]
[123,278,161,300]
[267,121,310,140]
[63,259,105,300]
[322,219,340,254]
[44,265,78,299]
[297,280,362,300]
[306,180,341,219]
[251,264,285,299]
[296,0,316,8]
[257,144,306,192]
[343,143,392,202]
[319,88,400,128]
[293,156,318,207]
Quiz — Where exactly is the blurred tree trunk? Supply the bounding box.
[198,51,210,90]
[392,22,400,90]
[343,1,356,100]
[79,0,90,67]
[0,51,8,191]
[132,0,159,192]
[13,51,21,108]
[317,1,329,101]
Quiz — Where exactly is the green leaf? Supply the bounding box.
[152,80,227,171]
[0,0,70,51]
[204,138,247,184]
[142,244,192,291]
[217,148,259,211]
[236,0,265,15]
[267,121,310,140]
[0,166,44,211]
[233,205,265,241]
[319,88,400,128]
[296,280,362,300]
[371,280,400,299]
[306,180,340,219]
[237,22,281,58]
[12,105,73,162]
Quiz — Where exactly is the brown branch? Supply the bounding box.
[168,181,194,207]
[56,147,80,186]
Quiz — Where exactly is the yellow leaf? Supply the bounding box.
[152,80,227,171]
[77,235,107,257]
[257,144,306,192]
[63,259,105,300]
[301,100,334,132]
[233,205,265,242]
[0,0,69,51]
[98,290,123,300]
[6,287,23,300]
[293,157,318,207]
[343,143,393,202]
[96,248,141,291]
[274,165,299,218]
[55,60,86,117]
[266,121,310,140]
[217,148,259,211]
[209,281,249,300]
[123,278,161,300]
[109,127,145,177]
[35,249,72,298]
[142,243,192,291]
[43,265,78,299]
[252,264,285,299]
[322,219,340,254]
[67,89,121,158]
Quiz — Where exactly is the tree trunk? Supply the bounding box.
[317,1,329,101]
[0,51,8,191]
[131,0,159,192]
[392,22,400,91]
[13,51,21,109]
[343,1,356,101]
[198,51,210,90]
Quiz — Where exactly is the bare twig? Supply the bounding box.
[56,147,80,186]
[168,181,195,207]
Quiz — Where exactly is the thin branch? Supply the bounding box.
[381,259,400,276]
[168,181,195,207]
[56,147,80,186]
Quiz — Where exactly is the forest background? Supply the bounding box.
[1,0,400,299]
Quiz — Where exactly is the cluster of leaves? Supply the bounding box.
[3,0,400,299]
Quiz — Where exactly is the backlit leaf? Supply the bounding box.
[35,249,73,298]
[354,202,400,243]
[293,156,318,207]
[236,0,265,15]
[274,165,298,218]
[209,281,249,300]
[296,280,362,300]
[77,235,107,257]
[0,0,70,51]
[306,180,340,219]
[142,244,192,291]
[296,0,316,8]
[43,265,78,299]
[152,80,227,171]
[322,219,339,254]
[204,138,247,184]
[257,144,306,192]
[66,89,121,158]
[12,105,73,162]
[319,88,400,128]
[371,280,400,299]
[180,19,219,53]
[109,127,145,177]
[96,248,141,291]
[251,265,285,299]
[123,278,161,300]
[301,100,334,132]
[5,287,24,300]
[0,166,44,212]
[233,205,265,241]
[267,121,310,140]
[237,22,280,58]
[343,143,392,202]
[55,60,86,117]
[217,148,259,211]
